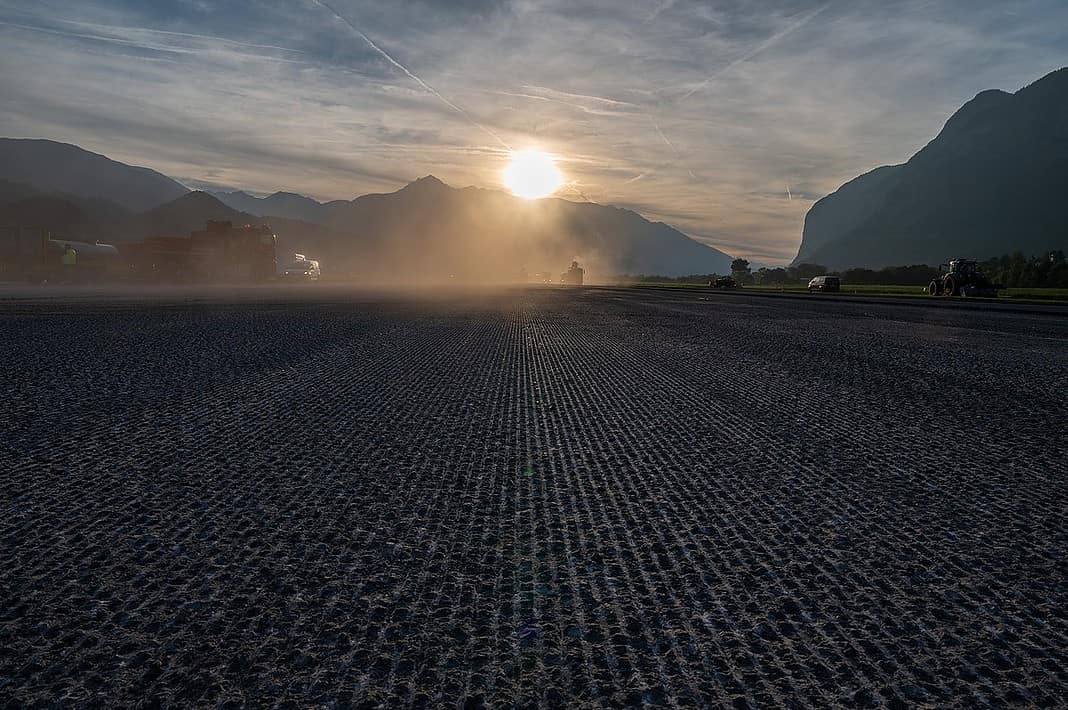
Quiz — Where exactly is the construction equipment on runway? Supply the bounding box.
[280,253,321,281]
[0,227,120,283]
[927,259,1000,297]
[2,220,277,284]
[560,260,584,285]
[122,220,277,283]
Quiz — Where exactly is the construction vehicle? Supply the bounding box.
[927,259,999,297]
[0,227,120,282]
[560,260,584,285]
[281,253,321,281]
[123,221,277,283]
[2,220,275,284]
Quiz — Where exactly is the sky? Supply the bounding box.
[1,1,1066,262]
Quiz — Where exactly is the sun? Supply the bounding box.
[503,150,563,199]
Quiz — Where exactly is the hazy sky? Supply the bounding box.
[1,1,1066,261]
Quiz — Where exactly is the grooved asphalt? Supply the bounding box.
[1,286,1066,707]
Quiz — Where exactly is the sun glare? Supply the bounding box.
[503,150,563,199]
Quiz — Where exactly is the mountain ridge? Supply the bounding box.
[0,138,189,212]
[1,166,735,277]
[794,67,1068,268]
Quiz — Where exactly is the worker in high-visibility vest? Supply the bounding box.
[61,244,77,283]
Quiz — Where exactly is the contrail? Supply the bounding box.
[625,114,700,184]
[309,0,510,150]
[643,0,678,25]
[651,116,679,158]
[639,2,833,183]
[680,3,833,101]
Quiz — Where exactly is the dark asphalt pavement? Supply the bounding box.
[2,285,1065,707]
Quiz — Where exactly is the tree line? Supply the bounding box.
[630,251,1068,288]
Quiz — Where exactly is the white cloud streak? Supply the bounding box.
[308,0,511,151]
[679,2,835,101]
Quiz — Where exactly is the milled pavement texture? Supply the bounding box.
[1,285,1066,707]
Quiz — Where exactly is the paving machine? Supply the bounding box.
[560,260,584,285]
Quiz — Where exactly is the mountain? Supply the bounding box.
[794,67,1068,268]
[1,140,735,278]
[283,175,734,279]
[214,177,736,278]
[212,190,337,223]
[0,195,128,242]
[0,179,48,206]
[0,138,189,212]
[123,191,259,239]
[0,180,131,240]
[0,184,264,241]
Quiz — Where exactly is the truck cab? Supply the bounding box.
[281,254,321,281]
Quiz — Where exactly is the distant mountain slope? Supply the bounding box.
[0,139,189,212]
[794,67,1068,268]
[0,179,131,240]
[299,176,734,279]
[212,190,336,223]
[0,195,129,242]
[1,141,734,278]
[215,176,736,277]
[124,192,258,239]
[0,185,256,242]
[0,179,48,207]
[795,166,903,264]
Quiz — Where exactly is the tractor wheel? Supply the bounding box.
[943,275,957,296]
[927,280,941,296]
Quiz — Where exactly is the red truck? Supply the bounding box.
[123,220,277,283]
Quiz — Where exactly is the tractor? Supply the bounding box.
[927,259,999,297]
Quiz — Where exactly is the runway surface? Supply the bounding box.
[1,285,1066,707]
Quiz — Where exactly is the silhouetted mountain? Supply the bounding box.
[0,179,132,240]
[287,175,734,279]
[209,190,261,214]
[124,192,258,239]
[0,139,189,212]
[1,140,734,278]
[0,179,47,206]
[0,195,129,242]
[794,67,1068,268]
[212,190,337,223]
[216,174,735,278]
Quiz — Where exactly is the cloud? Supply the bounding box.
[1,0,1066,262]
[308,0,510,150]
[677,2,835,101]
